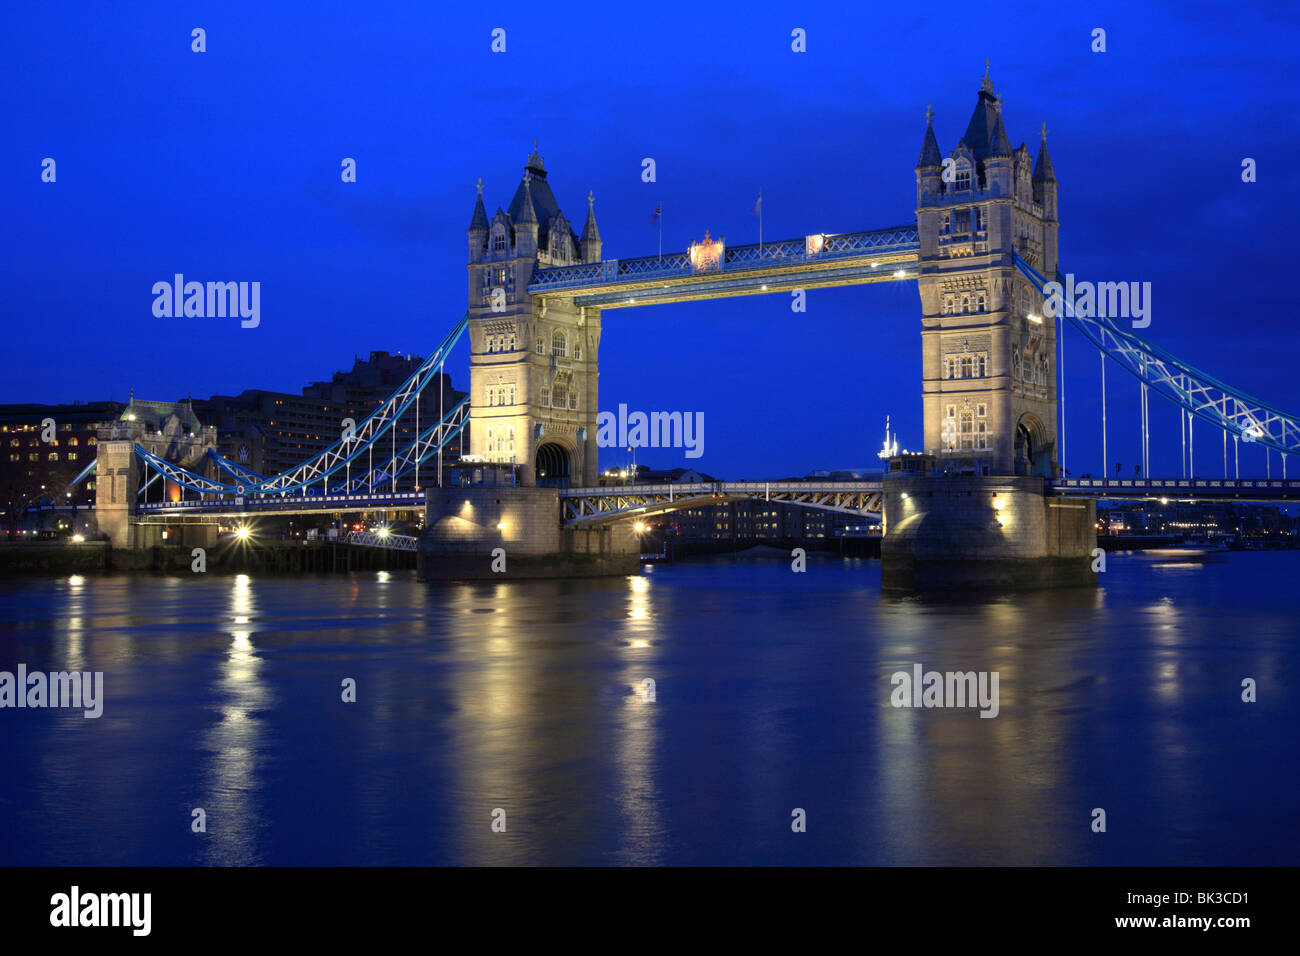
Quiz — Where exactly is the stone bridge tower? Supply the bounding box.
[467,145,602,487]
[915,66,1060,477]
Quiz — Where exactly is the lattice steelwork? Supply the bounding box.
[529,225,920,299]
[336,398,469,494]
[1015,256,1300,456]
[560,481,883,527]
[344,530,419,551]
[132,314,468,497]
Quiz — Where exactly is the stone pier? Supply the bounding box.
[419,486,639,580]
[881,475,1096,591]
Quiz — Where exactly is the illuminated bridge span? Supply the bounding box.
[559,481,884,527]
[63,69,1300,568]
[529,226,919,308]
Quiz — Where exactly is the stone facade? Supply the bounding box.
[466,146,602,487]
[916,68,1060,478]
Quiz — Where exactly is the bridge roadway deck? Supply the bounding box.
[1050,478,1300,501]
[559,480,885,526]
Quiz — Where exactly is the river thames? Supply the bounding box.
[1,551,1296,866]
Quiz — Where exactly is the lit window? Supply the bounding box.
[493,232,506,253]
[551,329,567,358]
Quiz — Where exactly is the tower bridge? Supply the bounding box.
[70,68,1300,586]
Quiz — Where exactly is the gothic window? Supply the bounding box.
[976,207,986,232]
[976,293,987,312]
[541,386,550,407]
[552,379,568,409]
[495,267,507,287]
[551,329,567,357]
[955,165,971,191]
[1012,345,1023,380]
[48,452,58,461]
[573,341,581,361]
[976,354,987,377]
[486,427,494,449]
[977,403,987,417]
[508,334,516,352]
[941,213,950,235]
[536,336,544,354]
[492,231,506,253]
[7,439,16,447]
[88,437,96,446]
[945,358,954,380]
[960,411,974,450]
[954,209,970,233]
[976,422,988,449]
[960,357,973,378]
[569,389,578,410]
[68,437,78,446]
[961,294,970,314]
[68,452,78,461]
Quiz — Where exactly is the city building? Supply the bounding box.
[0,401,125,533]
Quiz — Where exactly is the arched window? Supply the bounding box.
[536,336,545,354]
[960,357,973,378]
[88,437,97,446]
[976,354,986,377]
[551,329,567,357]
[67,437,78,446]
[977,293,986,312]
[541,386,550,407]
[959,411,974,450]
[954,163,971,191]
[1012,346,1023,380]
[573,341,581,361]
[961,295,970,314]
[945,358,954,380]
[492,231,506,253]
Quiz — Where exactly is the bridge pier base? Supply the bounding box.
[419,486,639,581]
[881,476,1096,592]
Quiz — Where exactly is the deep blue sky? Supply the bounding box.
[2,1,1297,479]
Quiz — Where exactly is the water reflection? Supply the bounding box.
[1,552,1297,865]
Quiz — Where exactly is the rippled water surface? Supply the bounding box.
[1,551,1297,865]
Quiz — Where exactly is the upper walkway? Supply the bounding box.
[529,226,919,308]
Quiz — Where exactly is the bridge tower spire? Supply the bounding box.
[466,145,601,487]
[916,68,1060,477]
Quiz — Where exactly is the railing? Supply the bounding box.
[530,225,919,292]
[344,531,419,551]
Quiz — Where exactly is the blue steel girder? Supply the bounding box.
[129,314,469,498]
[1014,257,1300,457]
[529,226,920,308]
[338,398,469,494]
[560,481,883,527]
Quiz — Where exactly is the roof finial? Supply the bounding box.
[981,58,995,95]
[476,177,483,195]
[1040,121,1049,142]
[925,103,933,123]
[588,189,594,206]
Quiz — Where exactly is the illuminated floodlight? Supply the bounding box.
[235,526,251,540]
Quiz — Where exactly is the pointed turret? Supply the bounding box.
[514,171,539,257]
[917,107,942,169]
[960,62,1011,162]
[580,190,601,263]
[1033,125,1056,183]
[468,178,489,231]
[467,178,489,263]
